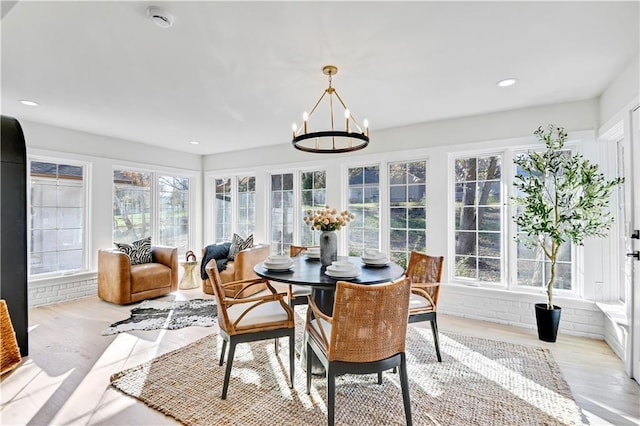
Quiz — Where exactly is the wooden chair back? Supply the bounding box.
[405,251,444,308]
[328,278,411,362]
[289,245,319,257]
[205,260,233,334]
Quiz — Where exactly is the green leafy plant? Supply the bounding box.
[512,125,623,309]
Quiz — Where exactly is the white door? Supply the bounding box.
[629,106,640,381]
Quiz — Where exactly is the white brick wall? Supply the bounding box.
[28,274,97,307]
[439,283,605,339]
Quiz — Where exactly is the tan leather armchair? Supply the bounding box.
[202,243,270,298]
[98,246,178,304]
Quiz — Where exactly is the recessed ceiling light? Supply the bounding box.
[19,99,39,106]
[189,141,200,145]
[497,78,518,88]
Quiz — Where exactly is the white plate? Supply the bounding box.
[263,262,293,271]
[264,266,293,271]
[306,253,320,259]
[361,256,388,262]
[326,265,356,273]
[325,268,360,279]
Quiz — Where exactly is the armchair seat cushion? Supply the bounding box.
[409,293,430,310]
[227,299,290,328]
[131,263,172,293]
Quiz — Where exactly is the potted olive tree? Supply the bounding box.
[512,125,622,342]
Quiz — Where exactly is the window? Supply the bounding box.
[271,173,294,255]
[300,170,326,246]
[30,160,86,275]
[214,178,232,243]
[237,176,256,238]
[348,165,380,255]
[453,155,502,282]
[158,175,190,253]
[113,170,151,241]
[389,160,427,268]
[113,169,192,254]
[514,151,573,291]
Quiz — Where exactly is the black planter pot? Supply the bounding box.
[534,303,562,342]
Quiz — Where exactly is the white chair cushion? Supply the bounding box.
[291,285,312,296]
[409,292,430,310]
[309,317,332,345]
[227,300,290,327]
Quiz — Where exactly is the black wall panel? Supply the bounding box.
[1,115,29,356]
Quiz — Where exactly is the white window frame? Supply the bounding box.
[112,166,195,256]
[299,168,327,247]
[344,162,383,256]
[208,173,257,243]
[28,155,90,278]
[449,150,506,287]
[387,158,429,268]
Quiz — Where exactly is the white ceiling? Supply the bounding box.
[1,1,638,156]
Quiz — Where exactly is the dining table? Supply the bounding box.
[253,254,405,316]
[254,254,405,374]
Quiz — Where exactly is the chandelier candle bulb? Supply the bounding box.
[292,122,297,138]
[345,109,350,132]
[303,112,309,133]
[364,118,369,137]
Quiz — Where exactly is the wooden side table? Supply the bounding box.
[179,261,200,290]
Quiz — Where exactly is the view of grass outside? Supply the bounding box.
[348,165,380,256]
[300,170,326,246]
[30,160,85,275]
[237,176,256,238]
[271,173,294,255]
[113,170,151,242]
[158,175,190,254]
[454,155,502,282]
[215,178,232,243]
[113,170,191,256]
[389,160,427,269]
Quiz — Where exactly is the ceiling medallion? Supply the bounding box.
[291,65,369,154]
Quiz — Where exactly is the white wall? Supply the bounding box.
[203,99,599,170]
[20,120,203,306]
[599,53,640,129]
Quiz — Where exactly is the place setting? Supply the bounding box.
[361,249,390,267]
[305,246,320,260]
[324,260,361,279]
[262,255,294,271]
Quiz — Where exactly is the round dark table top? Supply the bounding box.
[254,255,405,290]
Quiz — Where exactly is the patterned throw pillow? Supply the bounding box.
[114,236,152,265]
[227,233,254,260]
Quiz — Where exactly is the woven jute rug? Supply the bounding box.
[111,314,587,426]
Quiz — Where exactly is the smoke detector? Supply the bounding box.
[147,6,173,28]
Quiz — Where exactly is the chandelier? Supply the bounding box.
[291,65,369,153]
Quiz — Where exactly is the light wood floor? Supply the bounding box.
[1,289,639,426]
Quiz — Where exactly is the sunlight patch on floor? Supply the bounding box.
[0,360,73,425]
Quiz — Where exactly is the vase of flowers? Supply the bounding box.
[303,205,354,266]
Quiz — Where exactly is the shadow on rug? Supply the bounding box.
[101,299,217,336]
[110,313,588,426]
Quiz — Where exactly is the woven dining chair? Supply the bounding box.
[205,260,295,399]
[286,245,315,307]
[306,278,413,426]
[405,251,444,362]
